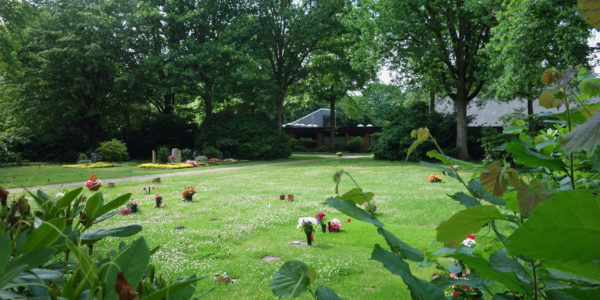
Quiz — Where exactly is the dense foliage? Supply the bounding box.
[372,102,456,161]
[97,139,129,162]
[0,187,206,298]
[196,112,291,160]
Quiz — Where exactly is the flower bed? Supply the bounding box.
[62,162,115,168]
[138,163,194,169]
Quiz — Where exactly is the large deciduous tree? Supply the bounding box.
[251,0,346,133]
[374,0,501,160]
[486,0,592,114]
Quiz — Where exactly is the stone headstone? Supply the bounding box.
[107,182,116,188]
[90,153,103,163]
[192,150,199,159]
[152,150,156,164]
[172,148,182,163]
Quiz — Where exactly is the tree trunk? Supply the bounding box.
[204,95,213,117]
[329,98,336,151]
[527,99,534,115]
[276,91,285,136]
[86,116,100,149]
[454,96,472,161]
[163,93,174,114]
[429,91,435,112]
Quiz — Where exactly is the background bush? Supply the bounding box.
[195,112,291,160]
[291,138,316,152]
[372,102,457,161]
[97,139,129,162]
[346,137,364,153]
[182,148,192,160]
[479,127,511,162]
[202,145,222,159]
[157,146,169,163]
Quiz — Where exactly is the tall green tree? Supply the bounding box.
[374,0,501,160]
[486,0,592,114]
[307,4,377,150]
[251,0,346,133]
[3,0,134,151]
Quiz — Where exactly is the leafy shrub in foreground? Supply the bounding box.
[97,139,129,162]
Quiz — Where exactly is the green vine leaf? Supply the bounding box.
[437,206,506,245]
[270,261,314,298]
[516,179,553,215]
[507,190,600,264]
[578,0,600,28]
[506,141,566,171]
[560,111,600,155]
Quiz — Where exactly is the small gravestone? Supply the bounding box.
[261,255,280,262]
[152,150,156,164]
[152,177,161,183]
[290,241,308,247]
[172,148,182,163]
[107,182,116,188]
[175,225,185,230]
[90,153,103,163]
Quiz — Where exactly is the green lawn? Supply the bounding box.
[0,154,345,188]
[21,157,471,299]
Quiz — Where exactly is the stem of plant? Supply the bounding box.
[564,89,576,190]
[430,138,481,203]
[531,259,538,300]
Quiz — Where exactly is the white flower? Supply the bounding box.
[55,192,65,198]
[297,217,317,229]
[330,218,342,226]
[462,238,476,247]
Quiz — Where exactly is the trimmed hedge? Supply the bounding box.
[195,112,291,160]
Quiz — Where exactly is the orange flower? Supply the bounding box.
[89,174,98,181]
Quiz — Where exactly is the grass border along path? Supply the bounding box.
[5,154,370,193]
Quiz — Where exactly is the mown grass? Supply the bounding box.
[18,157,473,299]
[0,154,342,188]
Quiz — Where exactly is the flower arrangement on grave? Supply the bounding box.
[182,186,196,201]
[427,173,442,183]
[329,218,342,232]
[297,217,317,245]
[155,194,163,208]
[119,208,132,215]
[168,154,176,164]
[84,174,102,191]
[128,198,139,213]
[224,158,239,164]
[450,165,461,172]
[184,160,199,167]
[462,234,476,247]
[208,158,221,163]
[315,212,327,232]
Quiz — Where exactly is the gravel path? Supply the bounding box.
[6,155,370,193]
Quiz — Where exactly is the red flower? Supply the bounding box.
[467,234,476,239]
[452,291,461,296]
[347,218,351,223]
[89,173,98,181]
[311,234,314,241]
[152,186,155,189]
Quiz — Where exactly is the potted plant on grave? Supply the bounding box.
[329,218,341,232]
[155,194,163,208]
[315,212,327,233]
[297,217,317,245]
[168,154,176,164]
[182,186,196,202]
[84,173,102,191]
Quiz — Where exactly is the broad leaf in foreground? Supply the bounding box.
[371,244,445,300]
[270,261,315,298]
[507,190,600,263]
[437,205,506,245]
[324,198,383,227]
